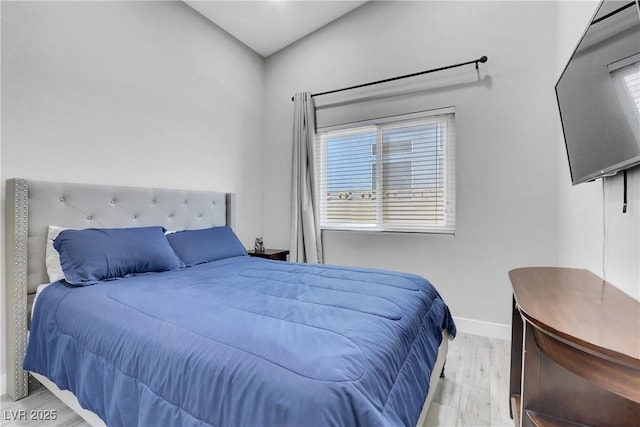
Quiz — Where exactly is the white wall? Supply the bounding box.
[263,1,561,334]
[1,0,264,394]
[556,0,640,301]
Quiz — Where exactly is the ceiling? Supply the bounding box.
[184,1,367,57]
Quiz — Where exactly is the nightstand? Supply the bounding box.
[247,249,290,261]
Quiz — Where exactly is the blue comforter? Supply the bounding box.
[25,257,455,427]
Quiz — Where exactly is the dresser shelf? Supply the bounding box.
[508,267,639,427]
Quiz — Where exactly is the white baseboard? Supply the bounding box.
[1,374,6,396]
[453,316,511,340]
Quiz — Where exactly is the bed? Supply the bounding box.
[5,178,456,427]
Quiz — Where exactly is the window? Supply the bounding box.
[316,108,455,234]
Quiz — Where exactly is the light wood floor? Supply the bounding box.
[423,332,513,427]
[1,332,512,427]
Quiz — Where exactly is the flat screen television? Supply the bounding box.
[556,0,640,185]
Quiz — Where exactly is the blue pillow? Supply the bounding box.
[166,226,247,267]
[54,226,184,286]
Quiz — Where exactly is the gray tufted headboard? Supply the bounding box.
[4,178,236,400]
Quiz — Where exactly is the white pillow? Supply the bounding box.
[45,225,66,283]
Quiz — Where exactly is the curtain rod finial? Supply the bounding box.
[475,56,488,70]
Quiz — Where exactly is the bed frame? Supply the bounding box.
[4,178,236,401]
[4,177,447,426]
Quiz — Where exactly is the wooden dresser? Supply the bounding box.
[509,267,640,427]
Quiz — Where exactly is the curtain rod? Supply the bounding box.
[291,55,488,102]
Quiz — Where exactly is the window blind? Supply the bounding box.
[316,108,455,234]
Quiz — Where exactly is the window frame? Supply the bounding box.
[315,107,456,235]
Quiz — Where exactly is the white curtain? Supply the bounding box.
[290,92,323,263]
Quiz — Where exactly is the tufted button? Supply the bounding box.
[132,214,138,219]
[151,200,156,205]
[60,197,65,202]
[110,199,116,205]
[184,200,189,205]
[168,213,174,219]
[198,214,203,218]
[212,201,216,205]
[87,215,93,220]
